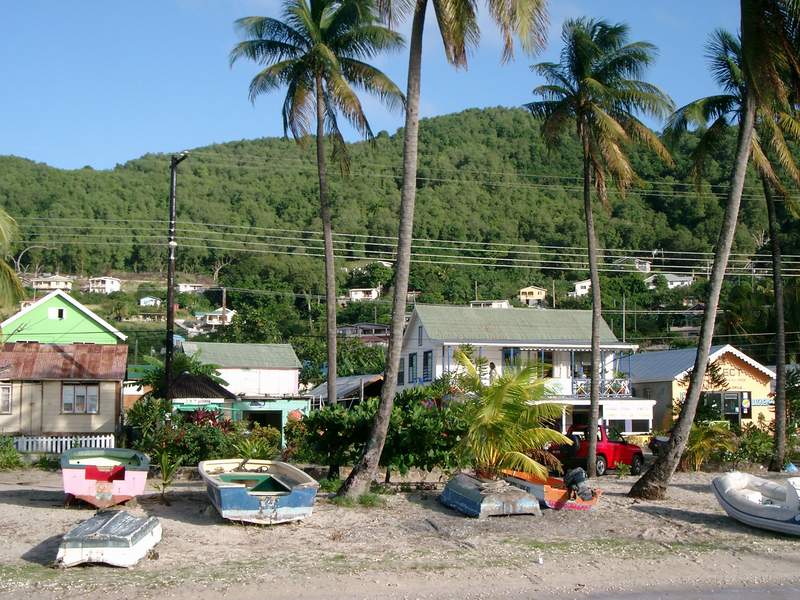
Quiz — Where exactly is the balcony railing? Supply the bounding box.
[572,378,631,397]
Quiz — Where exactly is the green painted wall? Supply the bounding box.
[2,295,121,344]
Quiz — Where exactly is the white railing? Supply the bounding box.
[13,434,116,454]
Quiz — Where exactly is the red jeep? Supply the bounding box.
[551,424,645,476]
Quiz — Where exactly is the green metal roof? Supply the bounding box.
[181,342,301,369]
[413,305,624,346]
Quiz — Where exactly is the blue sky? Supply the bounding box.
[0,0,738,170]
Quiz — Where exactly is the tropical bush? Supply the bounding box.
[680,423,738,471]
[126,400,280,466]
[730,422,774,465]
[0,436,23,470]
[453,349,569,480]
[284,381,469,478]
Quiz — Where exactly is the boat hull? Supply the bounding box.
[199,459,319,525]
[503,470,600,511]
[56,511,162,568]
[439,473,541,518]
[61,448,150,509]
[711,474,800,536]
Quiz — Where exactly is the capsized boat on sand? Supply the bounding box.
[198,459,319,525]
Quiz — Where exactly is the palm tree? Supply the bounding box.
[662,29,800,471]
[339,0,549,498]
[525,18,674,476]
[453,349,569,480]
[630,0,800,500]
[230,0,404,408]
[0,209,24,309]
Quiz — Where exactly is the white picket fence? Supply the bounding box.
[13,434,116,454]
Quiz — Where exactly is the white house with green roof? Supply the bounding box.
[181,341,306,441]
[400,304,655,434]
[0,290,127,344]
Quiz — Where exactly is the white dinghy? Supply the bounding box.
[711,472,800,536]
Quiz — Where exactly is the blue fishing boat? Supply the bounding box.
[198,459,319,525]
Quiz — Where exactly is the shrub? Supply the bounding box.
[681,423,738,471]
[732,423,774,465]
[0,436,23,470]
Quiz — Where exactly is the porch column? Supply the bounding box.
[561,405,567,434]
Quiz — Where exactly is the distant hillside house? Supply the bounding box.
[568,279,591,298]
[197,307,236,327]
[87,276,122,295]
[644,273,694,290]
[336,322,390,346]
[623,344,775,430]
[470,300,511,309]
[612,256,652,273]
[399,305,654,434]
[177,282,206,293]
[181,341,306,443]
[0,342,128,437]
[518,286,547,306]
[138,296,162,307]
[347,287,380,302]
[1,290,127,344]
[30,274,73,292]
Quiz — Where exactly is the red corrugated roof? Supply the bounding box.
[0,343,128,381]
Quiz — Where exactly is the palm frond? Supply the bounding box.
[485,0,549,62]
[338,58,405,111]
[432,0,480,68]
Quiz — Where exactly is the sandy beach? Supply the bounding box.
[1,468,799,599]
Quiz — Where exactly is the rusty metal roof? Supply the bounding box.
[0,343,128,381]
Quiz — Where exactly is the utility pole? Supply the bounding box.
[165,152,188,401]
[552,280,556,308]
[622,294,626,343]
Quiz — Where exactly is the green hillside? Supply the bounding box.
[0,106,772,280]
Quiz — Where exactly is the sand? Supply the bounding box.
[1,468,799,599]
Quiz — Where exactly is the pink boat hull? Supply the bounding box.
[62,468,149,509]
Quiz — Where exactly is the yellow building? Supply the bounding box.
[625,344,775,430]
[518,285,547,306]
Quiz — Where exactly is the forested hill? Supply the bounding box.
[0,106,773,296]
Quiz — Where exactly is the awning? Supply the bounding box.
[174,403,221,412]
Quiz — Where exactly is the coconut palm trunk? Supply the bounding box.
[582,133,603,477]
[315,75,337,407]
[763,176,787,470]
[630,89,757,500]
[340,0,427,497]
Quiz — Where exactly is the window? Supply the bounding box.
[408,353,418,384]
[62,384,99,414]
[0,386,10,414]
[398,358,405,386]
[422,351,433,382]
[418,326,423,346]
[48,307,66,320]
[502,347,521,368]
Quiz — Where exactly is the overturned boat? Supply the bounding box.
[503,468,601,511]
[711,472,800,536]
[56,510,162,568]
[439,473,541,518]
[61,448,150,509]
[198,459,319,525]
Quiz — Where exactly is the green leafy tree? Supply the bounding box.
[631,0,800,500]
[214,304,282,343]
[230,0,403,412]
[663,29,800,471]
[526,17,674,475]
[137,353,226,400]
[342,0,550,498]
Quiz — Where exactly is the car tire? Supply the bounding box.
[631,454,644,476]
[595,456,607,477]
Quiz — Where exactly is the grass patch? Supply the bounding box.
[328,492,386,508]
[507,536,724,558]
[318,478,343,493]
[33,455,61,470]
